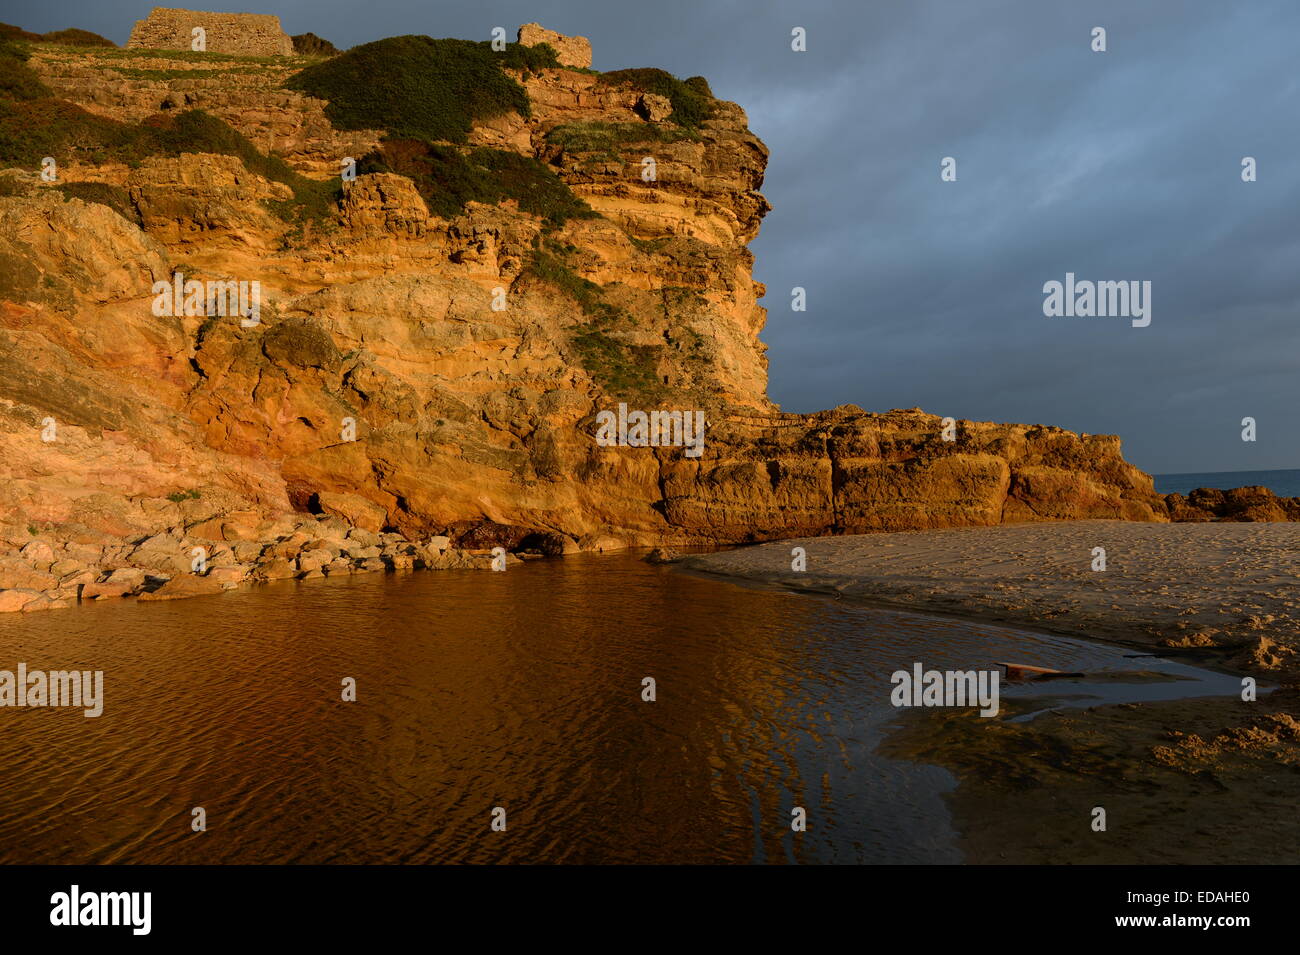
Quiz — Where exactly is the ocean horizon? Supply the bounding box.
[1153,468,1300,498]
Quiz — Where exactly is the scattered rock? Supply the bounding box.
[579,534,626,554]
[0,558,57,591]
[635,93,673,123]
[643,547,682,564]
[0,589,41,613]
[296,550,332,575]
[316,491,387,533]
[253,558,298,581]
[20,593,70,612]
[19,540,55,568]
[81,580,133,600]
[207,565,250,587]
[137,575,227,601]
[104,567,147,589]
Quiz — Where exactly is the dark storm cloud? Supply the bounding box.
[6,0,1296,471]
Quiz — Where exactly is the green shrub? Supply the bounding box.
[596,68,715,128]
[0,103,340,226]
[291,32,338,57]
[151,113,302,190]
[523,244,625,323]
[682,76,712,98]
[0,36,50,100]
[628,236,670,255]
[41,28,115,47]
[57,181,138,223]
[286,35,533,143]
[140,111,342,226]
[519,242,663,396]
[495,41,559,73]
[358,140,595,225]
[267,176,342,227]
[0,97,130,163]
[571,328,663,397]
[0,23,41,42]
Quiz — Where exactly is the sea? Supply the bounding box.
[1153,468,1300,498]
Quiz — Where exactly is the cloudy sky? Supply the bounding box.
[10,0,1299,473]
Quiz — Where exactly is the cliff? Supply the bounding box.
[0,17,1219,610]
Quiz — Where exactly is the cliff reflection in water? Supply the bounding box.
[0,554,1144,864]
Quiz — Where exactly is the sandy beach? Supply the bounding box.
[683,521,1300,863]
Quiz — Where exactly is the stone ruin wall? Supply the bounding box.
[517,23,592,69]
[125,12,590,66]
[127,7,294,57]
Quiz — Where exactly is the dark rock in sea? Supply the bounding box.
[1164,486,1300,522]
[644,547,682,564]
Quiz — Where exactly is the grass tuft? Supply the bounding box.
[521,242,663,396]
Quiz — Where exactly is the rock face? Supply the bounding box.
[1164,487,1300,523]
[127,7,294,57]
[517,23,592,69]
[1,16,1268,614]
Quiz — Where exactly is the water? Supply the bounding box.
[0,554,1239,864]
[1154,467,1300,498]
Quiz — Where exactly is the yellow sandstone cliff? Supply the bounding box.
[0,18,1177,609]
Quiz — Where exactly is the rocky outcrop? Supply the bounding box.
[518,23,591,69]
[656,409,1164,541]
[127,7,294,57]
[1164,486,1300,522]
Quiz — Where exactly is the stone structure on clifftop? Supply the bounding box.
[518,22,592,68]
[127,6,294,56]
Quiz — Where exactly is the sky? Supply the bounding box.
[5,0,1298,474]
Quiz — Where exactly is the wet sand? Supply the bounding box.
[683,521,1300,863]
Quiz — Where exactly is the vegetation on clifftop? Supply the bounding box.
[39,28,115,47]
[290,32,339,57]
[2,23,114,46]
[358,139,596,225]
[0,23,40,42]
[0,91,339,226]
[596,69,715,128]
[286,35,558,143]
[0,36,50,100]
